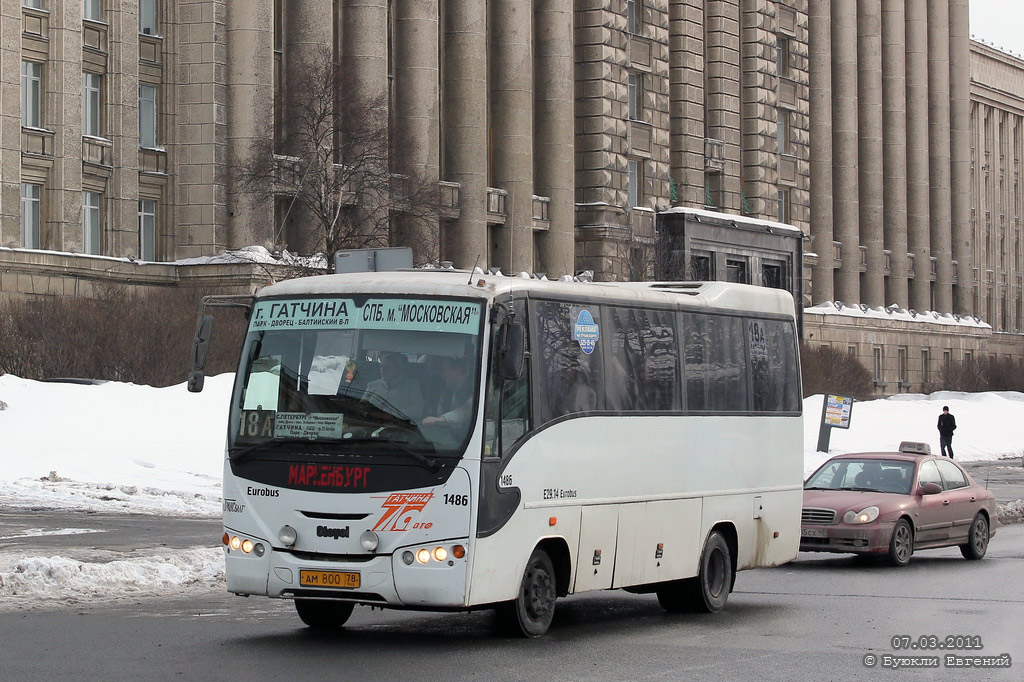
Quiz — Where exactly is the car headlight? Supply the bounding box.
[843,506,880,524]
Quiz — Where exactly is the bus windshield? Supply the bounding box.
[229,296,484,459]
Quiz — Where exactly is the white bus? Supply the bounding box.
[188,270,803,637]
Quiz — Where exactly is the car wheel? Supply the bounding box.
[887,519,914,567]
[497,547,557,637]
[294,599,355,629]
[959,514,990,560]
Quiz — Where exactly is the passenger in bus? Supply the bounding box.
[363,352,425,421]
[422,357,472,428]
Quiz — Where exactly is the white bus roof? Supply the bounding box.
[257,270,796,317]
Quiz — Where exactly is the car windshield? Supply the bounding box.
[229,296,484,459]
[805,458,916,495]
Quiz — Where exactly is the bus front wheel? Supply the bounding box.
[497,547,557,638]
[656,530,732,614]
[294,599,355,629]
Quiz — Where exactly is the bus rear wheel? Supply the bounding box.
[497,547,557,638]
[294,599,355,629]
[657,531,732,614]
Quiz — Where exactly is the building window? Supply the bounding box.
[83,0,101,21]
[777,188,790,224]
[873,347,883,382]
[776,36,790,78]
[777,109,790,155]
[626,0,640,34]
[139,0,157,35]
[627,159,641,210]
[726,258,747,284]
[139,199,156,261]
[848,346,857,357]
[22,0,45,8]
[139,84,158,148]
[921,350,929,384]
[83,72,102,137]
[627,72,642,121]
[82,191,101,255]
[21,61,42,128]
[21,183,41,249]
[897,348,908,386]
[690,253,712,280]
[762,262,784,289]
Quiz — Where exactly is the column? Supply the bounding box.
[808,0,834,302]
[394,0,441,264]
[533,0,574,277]
[905,0,931,312]
[226,0,274,248]
[948,0,972,315]
[927,0,953,312]
[705,0,742,212]
[881,0,909,308]
[342,0,390,247]
[668,0,705,208]
[442,0,488,270]
[831,0,860,303]
[857,0,884,307]
[490,0,534,272]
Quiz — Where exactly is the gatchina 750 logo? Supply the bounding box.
[371,492,434,531]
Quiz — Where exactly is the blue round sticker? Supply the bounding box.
[573,309,599,354]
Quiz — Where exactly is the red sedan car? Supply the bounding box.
[801,443,997,566]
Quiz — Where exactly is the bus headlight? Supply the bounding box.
[241,539,254,554]
[416,549,431,564]
[360,530,380,552]
[432,546,448,562]
[229,535,241,550]
[278,525,297,547]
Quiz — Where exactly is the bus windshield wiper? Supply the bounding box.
[229,437,340,463]
[341,437,441,473]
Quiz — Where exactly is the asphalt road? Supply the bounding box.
[1,517,1021,682]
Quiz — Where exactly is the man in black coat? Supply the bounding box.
[937,405,957,458]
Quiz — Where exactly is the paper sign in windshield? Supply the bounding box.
[274,412,345,439]
[249,298,481,334]
[823,394,853,429]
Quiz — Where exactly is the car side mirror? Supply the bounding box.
[919,482,943,495]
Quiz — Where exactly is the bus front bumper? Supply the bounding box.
[226,541,471,608]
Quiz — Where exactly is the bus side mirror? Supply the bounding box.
[187,314,213,393]
[497,322,525,380]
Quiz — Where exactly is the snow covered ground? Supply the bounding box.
[1,374,1022,605]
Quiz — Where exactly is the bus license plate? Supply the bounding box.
[299,570,360,589]
[801,527,828,538]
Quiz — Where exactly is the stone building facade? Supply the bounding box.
[574,0,811,281]
[805,1,1024,394]
[1,0,809,300]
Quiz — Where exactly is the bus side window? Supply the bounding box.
[748,318,800,412]
[683,312,747,412]
[607,307,680,412]
[533,300,604,424]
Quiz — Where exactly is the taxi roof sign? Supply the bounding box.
[898,441,931,455]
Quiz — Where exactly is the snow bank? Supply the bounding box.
[0,547,224,606]
[0,374,234,516]
[803,392,1024,476]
